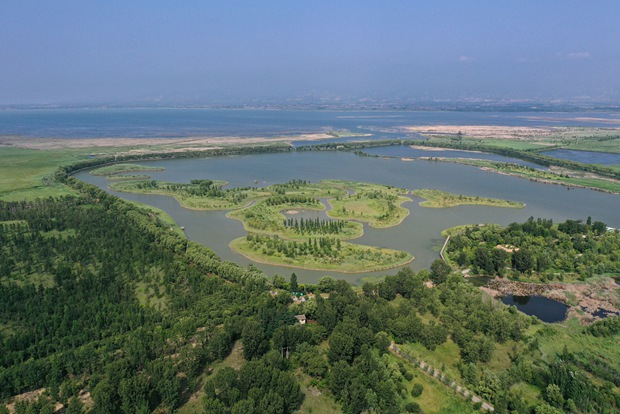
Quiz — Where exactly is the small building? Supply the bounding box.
[295,314,307,325]
[495,244,519,253]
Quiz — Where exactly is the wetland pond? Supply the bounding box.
[76,150,620,285]
[501,295,569,323]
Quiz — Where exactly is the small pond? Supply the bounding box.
[501,295,568,323]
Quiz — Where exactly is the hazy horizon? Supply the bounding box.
[2,1,620,105]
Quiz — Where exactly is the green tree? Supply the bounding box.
[328,330,355,363]
[512,248,535,273]
[411,383,424,397]
[430,259,451,284]
[329,360,353,399]
[545,384,564,409]
[242,319,266,360]
[289,273,298,292]
[65,398,85,414]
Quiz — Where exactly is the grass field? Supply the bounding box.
[0,147,84,200]
[425,137,547,151]
[90,163,165,176]
[563,137,620,153]
[385,353,477,414]
[324,180,411,228]
[536,318,620,384]
[413,188,525,209]
[177,340,246,414]
[106,174,152,181]
[227,201,364,241]
[296,371,342,414]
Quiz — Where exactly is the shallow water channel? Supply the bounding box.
[77,150,620,284]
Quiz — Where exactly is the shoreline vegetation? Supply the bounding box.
[110,177,414,272]
[89,163,165,176]
[412,188,524,208]
[429,157,620,194]
[230,234,413,273]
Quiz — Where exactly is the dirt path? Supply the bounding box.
[389,342,494,412]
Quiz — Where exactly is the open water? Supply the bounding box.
[2,108,620,139]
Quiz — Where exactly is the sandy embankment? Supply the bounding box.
[0,132,340,151]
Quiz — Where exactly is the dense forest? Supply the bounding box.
[0,167,618,413]
[446,216,620,280]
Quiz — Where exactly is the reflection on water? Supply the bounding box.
[501,295,568,323]
[76,151,620,284]
[512,295,531,305]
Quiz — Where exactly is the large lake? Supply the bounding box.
[2,108,620,138]
[77,150,620,284]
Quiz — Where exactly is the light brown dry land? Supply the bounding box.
[0,132,365,152]
[406,125,558,140]
[405,125,620,146]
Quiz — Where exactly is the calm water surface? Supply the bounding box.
[501,295,568,323]
[77,151,620,284]
[542,149,620,166]
[3,109,620,138]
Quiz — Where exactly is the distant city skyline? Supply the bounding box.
[2,1,619,105]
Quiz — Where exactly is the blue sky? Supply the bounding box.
[1,1,619,104]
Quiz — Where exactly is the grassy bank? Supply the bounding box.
[413,188,524,208]
[441,158,620,194]
[90,163,165,176]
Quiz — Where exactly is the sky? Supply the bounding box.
[1,1,619,105]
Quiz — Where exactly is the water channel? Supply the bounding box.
[77,150,620,285]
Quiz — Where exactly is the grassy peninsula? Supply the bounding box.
[90,163,165,176]
[413,188,525,208]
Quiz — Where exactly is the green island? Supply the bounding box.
[89,163,165,176]
[231,233,413,273]
[324,180,412,228]
[106,173,152,181]
[413,188,525,208]
[109,178,266,210]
